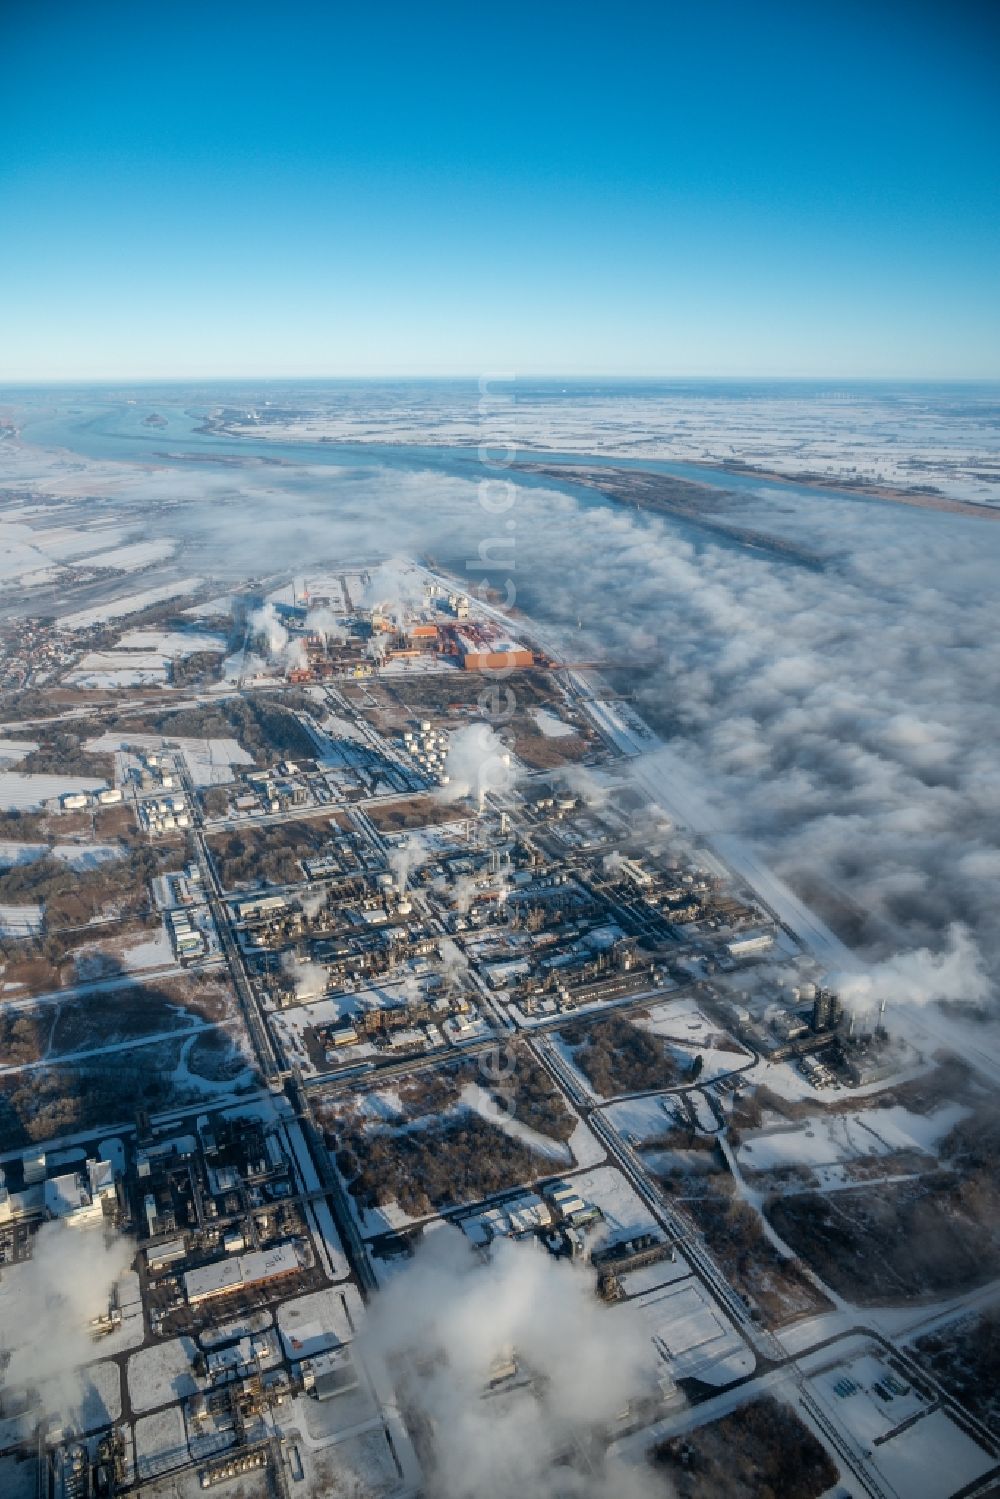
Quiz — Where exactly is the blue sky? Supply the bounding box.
[1,0,998,379]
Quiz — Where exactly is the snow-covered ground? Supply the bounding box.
[460,1080,573,1165]
[604,1094,679,1143]
[224,385,1000,508]
[529,706,576,738]
[737,1101,968,1176]
[113,628,227,656]
[87,731,253,786]
[0,902,44,935]
[0,771,109,809]
[0,738,38,765]
[800,1346,996,1499]
[120,925,175,972]
[566,1164,660,1245]
[0,841,123,870]
[76,538,177,572]
[128,1337,204,1414]
[636,996,753,1083]
[623,1278,756,1387]
[68,651,171,686]
[58,577,204,630]
[276,1284,364,1358]
[183,594,232,618]
[134,1407,188,1480]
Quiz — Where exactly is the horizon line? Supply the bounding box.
[2,371,1000,387]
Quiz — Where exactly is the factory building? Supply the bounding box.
[184,1242,301,1306]
[453,624,533,672]
[725,932,775,959]
[301,1346,360,1401]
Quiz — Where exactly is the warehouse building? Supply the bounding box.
[184,1242,301,1306]
[453,624,533,672]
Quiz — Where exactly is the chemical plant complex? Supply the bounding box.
[0,559,997,1499]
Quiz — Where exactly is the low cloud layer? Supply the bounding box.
[9,406,1000,1009]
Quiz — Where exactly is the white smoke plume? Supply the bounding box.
[281,950,329,999]
[362,1230,666,1499]
[388,836,428,891]
[250,601,307,671]
[306,604,347,643]
[299,887,328,921]
[449,872,480,914]
[0,1221,134,1432]
[556,764,609,809]
[250,600,288,655]
[362,558,426,626]
[831,922,990,1016]
[442,723,518,808]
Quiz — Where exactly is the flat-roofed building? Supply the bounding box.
[184,1242,301,1306]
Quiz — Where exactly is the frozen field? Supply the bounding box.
[0,903,44,935]
[88,731,253,786]
[738,1102,968,1176]
[626,1279,755,1386]
[0,771,109,809]
[0,841,123,869]
[58,577,204,629]
[76,538,176,571]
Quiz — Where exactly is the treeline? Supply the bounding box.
[0,837,189,937]
[563,1013,676,1097]
[336,1115,549,1218]
[653,1395,838,1499]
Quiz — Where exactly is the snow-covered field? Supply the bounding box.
[69,651,170,686]
[58,577,204,630]
[128,1336,204,1414]
[134,1407,188,1480]
[0,739,38,766]
[120,925,175,971]
[224,385,1000,508]
[76,538,177,572]
[0,841,123,870]
[624,1278,755,1386]
[0,903,44,936]
[76,1360,122,1430]
[636,996,753,1083]
[530,706,576,738]
[276,1284,364,1358]
[803,1348,996,1499]
[738,1102,968,1177]
[87,732,252,786]
[116,628,227,656]
[567,1164,660,1245]
[0,772,108,809]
